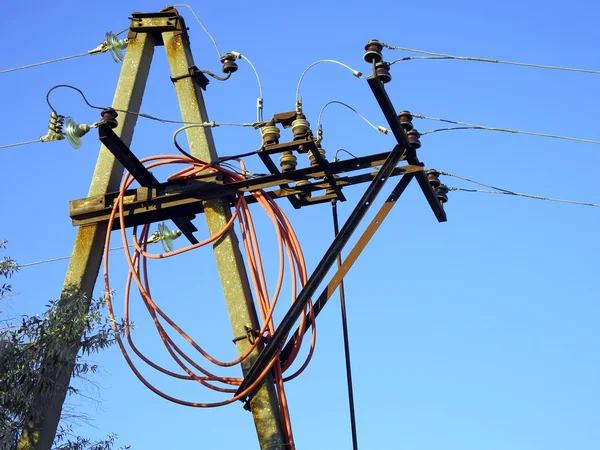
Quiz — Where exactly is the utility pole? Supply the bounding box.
[18,8,286,449]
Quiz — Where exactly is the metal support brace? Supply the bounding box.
[236,139,410,398]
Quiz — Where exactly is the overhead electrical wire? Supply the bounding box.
[295,60,364,111]
[441,171,600,208]
[415,113,600,145]
[381,43,600,75]
[317,101,388,142]
[0,139,46,150]
[103,155,316,449]
[0,27,130,75]
[172,3,222,59]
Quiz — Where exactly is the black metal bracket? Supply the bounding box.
[98,124,199,244]
[366,76,447,223]
[235,130,410,398]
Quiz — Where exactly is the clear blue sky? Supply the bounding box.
[1,1,599,449]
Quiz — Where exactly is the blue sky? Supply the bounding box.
[1,0,599,449]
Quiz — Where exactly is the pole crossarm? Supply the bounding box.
[69,128,424,229]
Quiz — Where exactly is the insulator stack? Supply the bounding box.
[375,61,392,84]
[398,110,414,132]
[295,180,312,199]
[406,129,421,149]
[261,121,280,147]
[291,114,311,141]
[425,170,441,188]
[363,40,383,63]
[435,184,449,204]
[279,151,297,172]
[220,53,239,74]
[308,144,326,167]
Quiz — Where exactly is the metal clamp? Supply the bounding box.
[232,325,261,345]
[171,65,210,90]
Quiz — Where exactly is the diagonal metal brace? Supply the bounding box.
[98,124,199,244]
[367,76,447,223]
[279,172,415,366]
[235,139,410,398]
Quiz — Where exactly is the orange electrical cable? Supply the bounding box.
[103,154,316,447]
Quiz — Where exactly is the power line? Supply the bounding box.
[296,60,364,110]
[19,246,130,268]
[0,52,92,75]
[381,43,600,75]
[173,3,222,59]
[414,113,600,145]
[0,139,44,150]
[441,171,600,208]
[317,101,388,141]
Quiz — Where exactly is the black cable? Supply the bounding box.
[46,84,220,125]
[218,149,259,163]
[331,200,359,450]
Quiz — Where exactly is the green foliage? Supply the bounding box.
[0,240,19,298]
[0,242,130,449]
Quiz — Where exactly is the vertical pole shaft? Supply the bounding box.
[331,200,359,450]
[161,26,287,450]
[17,31,157,450]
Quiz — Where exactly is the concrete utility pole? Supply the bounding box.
[18,8,286,450]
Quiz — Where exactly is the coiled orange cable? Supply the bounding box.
[103,155,316,448]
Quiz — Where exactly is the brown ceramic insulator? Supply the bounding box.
[261,124,280,147]
[220,53,239,74]
[279,151,298,172]
[435,184,449,204]
[292,114,310,141]
[364,40,384,64]
[375,61,392,84]
[425,170,441,188]
[295,180,312,199]
[398,110,413,131]
[101,107,119,129]
[308,145,327,167]
[407,129,421,149]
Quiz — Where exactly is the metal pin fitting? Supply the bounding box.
[279,151,298,172]
[230,51,242,59]
[435,184,449,204]
[291,115,311,140]
[220,53,239,74]
[308,145,327,167]
[406,129,421,149]
[261,123,280,146]
[295,180,312,199]
[425,169,441,188]
[398,110,413,132]
[375,61,392,84]
[364,40,384,64]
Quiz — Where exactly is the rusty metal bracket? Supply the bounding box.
[127,8,188,44]
[170,65,210,90]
